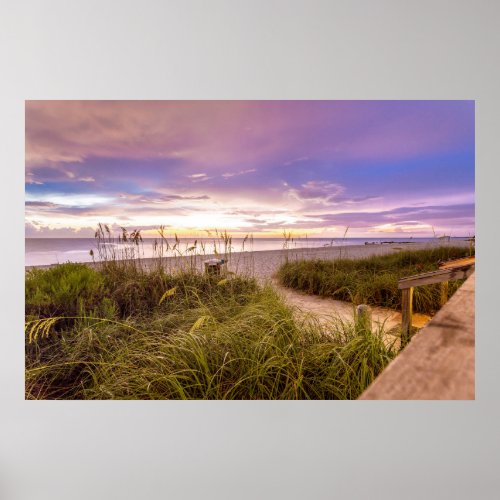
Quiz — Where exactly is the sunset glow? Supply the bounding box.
[25,100,475,238]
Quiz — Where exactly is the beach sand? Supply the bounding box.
[117,240,471,279]
[26,240,471,276]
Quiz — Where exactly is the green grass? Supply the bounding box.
[26,263,109,318]
[25,260,395,400]
[277,246,474,314]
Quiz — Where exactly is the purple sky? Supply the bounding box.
[25,100,475,238]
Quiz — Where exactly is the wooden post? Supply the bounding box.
[356,304,372,333]
[440,281,449,307]
[204,260,221,276]
[401,287,413,349]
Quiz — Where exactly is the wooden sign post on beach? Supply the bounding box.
[398,256,475,349]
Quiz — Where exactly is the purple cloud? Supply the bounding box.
[25,100,475,237]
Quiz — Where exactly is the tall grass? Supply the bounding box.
[25,277,395,400]
[90,224,253,276]
[277,246,474,314]
[25,226,398,400]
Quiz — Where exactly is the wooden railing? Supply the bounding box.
[398,256,475,348]
[359,272,475,400]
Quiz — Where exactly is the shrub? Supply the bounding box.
[25,263,107,318]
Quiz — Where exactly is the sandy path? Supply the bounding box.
[272,279,430,329]
[229,242,463,323]
[272,279,432,349]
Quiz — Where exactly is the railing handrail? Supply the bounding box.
[398,264,475,289]
[398,256,475,348]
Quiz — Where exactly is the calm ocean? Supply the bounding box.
[25,237,469,267]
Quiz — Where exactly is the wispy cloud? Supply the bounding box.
[222,168,256,178]
[283,156,309,166]
[287,181,345,206]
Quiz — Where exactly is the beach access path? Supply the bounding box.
[141,240,470,333]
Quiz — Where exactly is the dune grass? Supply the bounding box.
[25,255,396,400]
[277,246,474,314]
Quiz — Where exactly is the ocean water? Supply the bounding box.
[25,236,470,267]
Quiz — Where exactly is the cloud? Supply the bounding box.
[118,191,210,203]
[333,195,382,205]
[283,156,309,166]
[222,168,256,178]
[25,201,60,208]
[187,173,214,182]
[26,101,474,172]
[26,193,114,207]
[25,101,474,237]
[25,221,96,238]
[288,181,345,205]
[303,203,475,230]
